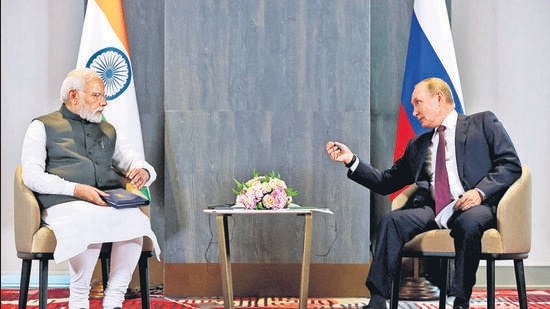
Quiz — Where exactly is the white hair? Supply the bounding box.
[59,68,101,103]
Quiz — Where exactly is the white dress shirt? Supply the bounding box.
[427,110,465,201]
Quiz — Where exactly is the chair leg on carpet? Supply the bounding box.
[486,258,495,309]
[19,259,32,309]
[38,258,49,309]
[390,258,402,309]
[139,253,151,309]
[101,254,110,289]
[438,258,448,309]
[514,259,528,309]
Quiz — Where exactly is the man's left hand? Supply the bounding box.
[126,168,149,189]
[454,189,483,211]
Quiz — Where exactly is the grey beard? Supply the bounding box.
[85,112,102,123]
[77,105,103,123]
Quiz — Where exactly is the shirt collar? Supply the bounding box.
[441,109,458,130]
[432,109,458,139]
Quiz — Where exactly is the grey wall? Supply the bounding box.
[123,0,166,255]
[369,1,412,246]
[163,0,372,264]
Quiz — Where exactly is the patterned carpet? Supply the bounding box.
[2,287,549,308]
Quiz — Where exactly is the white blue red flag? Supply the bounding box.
[391,0,464,200]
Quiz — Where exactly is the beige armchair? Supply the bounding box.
[14,165,154,309]
[389,165,531,309]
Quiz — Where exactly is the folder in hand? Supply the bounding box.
[102,188,150,208]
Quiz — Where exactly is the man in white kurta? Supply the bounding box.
[21,68,160,309]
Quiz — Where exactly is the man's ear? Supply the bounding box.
[436,91,443,102]
[68,89,79,104]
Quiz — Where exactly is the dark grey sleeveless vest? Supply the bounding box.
[34,104,122,209]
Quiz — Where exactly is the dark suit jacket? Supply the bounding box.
[349,111,522,209]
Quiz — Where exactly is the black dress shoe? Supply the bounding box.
[361,305,386,309]
[361,293,387,309]
[453,297,470,309]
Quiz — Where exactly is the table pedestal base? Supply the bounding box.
[215,213,313,309]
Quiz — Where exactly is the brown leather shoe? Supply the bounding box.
[89,279,104,300]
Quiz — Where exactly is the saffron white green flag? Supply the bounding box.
[76,0,144,155]
[76,0,149,197]
[76,0,145,161]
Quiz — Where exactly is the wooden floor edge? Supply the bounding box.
[164,263,371,298]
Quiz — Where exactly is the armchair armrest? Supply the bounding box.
[14,165,42,253]
[496,165,531,253]
[391,184,419,210]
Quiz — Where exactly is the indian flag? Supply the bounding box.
[76,0,149,196]
[76,0,144,158]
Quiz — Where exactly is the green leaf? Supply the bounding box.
[285,187,298,197]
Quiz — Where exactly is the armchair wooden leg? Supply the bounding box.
[101,254,110,290]
[514,259,528,309]
[138,253,151,309]
[390,258,402,309]
[486,258,495,309]
[38,258,49,309]
[438,258,449,309]
[18,259,32,309]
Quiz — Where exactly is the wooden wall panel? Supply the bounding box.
[164,0,371,265]
[126,0,412,296]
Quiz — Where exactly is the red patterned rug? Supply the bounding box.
[2,288,549,308]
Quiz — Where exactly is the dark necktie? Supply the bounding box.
[435,125,452,214]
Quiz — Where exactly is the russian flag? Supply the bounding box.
[391,0,464,200]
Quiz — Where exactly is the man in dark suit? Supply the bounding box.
[326,77,521,309]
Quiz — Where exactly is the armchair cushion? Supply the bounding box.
[402,228,503,254]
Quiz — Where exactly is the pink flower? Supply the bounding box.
[233,170,297,210]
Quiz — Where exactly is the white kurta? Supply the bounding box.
[43,201,160,263]
[21,119,161,263]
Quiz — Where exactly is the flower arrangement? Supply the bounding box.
[233,169,298,210]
